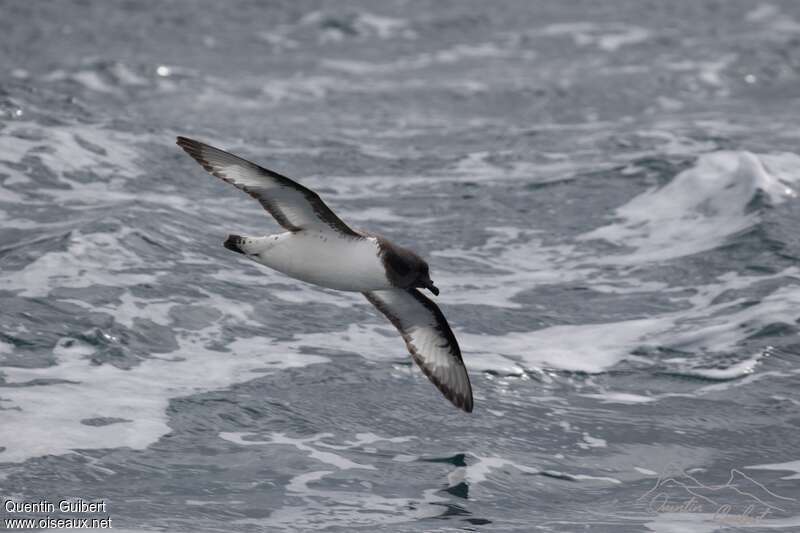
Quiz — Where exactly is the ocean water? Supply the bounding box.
[2,1,800,531]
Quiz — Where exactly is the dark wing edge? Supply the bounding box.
[364,288,474,413]
[176,136,360,237]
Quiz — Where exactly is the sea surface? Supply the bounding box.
[2,1,800,531]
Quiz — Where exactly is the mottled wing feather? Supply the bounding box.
[176,136,359,237]
[364,288,473,412]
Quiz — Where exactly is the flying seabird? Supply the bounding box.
[176,137,473,412]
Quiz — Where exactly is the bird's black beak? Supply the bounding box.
[423,279,439,296]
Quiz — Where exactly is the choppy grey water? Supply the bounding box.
[2,1,800,531]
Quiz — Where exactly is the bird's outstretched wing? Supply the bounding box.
[177,136,360,237]
[363,288,473,412]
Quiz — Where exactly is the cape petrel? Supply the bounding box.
[177,137,473,412]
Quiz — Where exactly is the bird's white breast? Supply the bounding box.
[247,231,392,292]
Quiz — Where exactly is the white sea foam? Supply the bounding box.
[255,9,414,57]
[221,430,446,530]
[249,484,445,530]
[71,71,117,93]
[745,3,800,33]
[2,122,141,178]
[0,339,14,358]
[746,459,800,480]
[221,431,414,470]
[581,151,800,263]
[260,75,340,102]
[596,27,652,51]
[578,433,607,449]
[537,22,651,51]
[644,512,800,532]
[746,4,779,22]
[445,150,589,183]
[664,54,738,90]
[462,270,799,375]
[0,291,326,463]
[43,61,152,94]
[300,10,415,41]
[221,432,379,470]
[0,228,157,298]
[0,122,194,214]
[354,12,415,40]
[581,392,656,404]
[434,226,591,308]
[447,454,540,490]
[322,41,528,75]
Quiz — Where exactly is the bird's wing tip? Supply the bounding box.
[176,136,199,148]
[462,398,474,413]
[175,137,210,164]
[450,384,474,413]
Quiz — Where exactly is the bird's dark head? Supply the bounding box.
[414,262,439,296]
[379,239,440,296]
